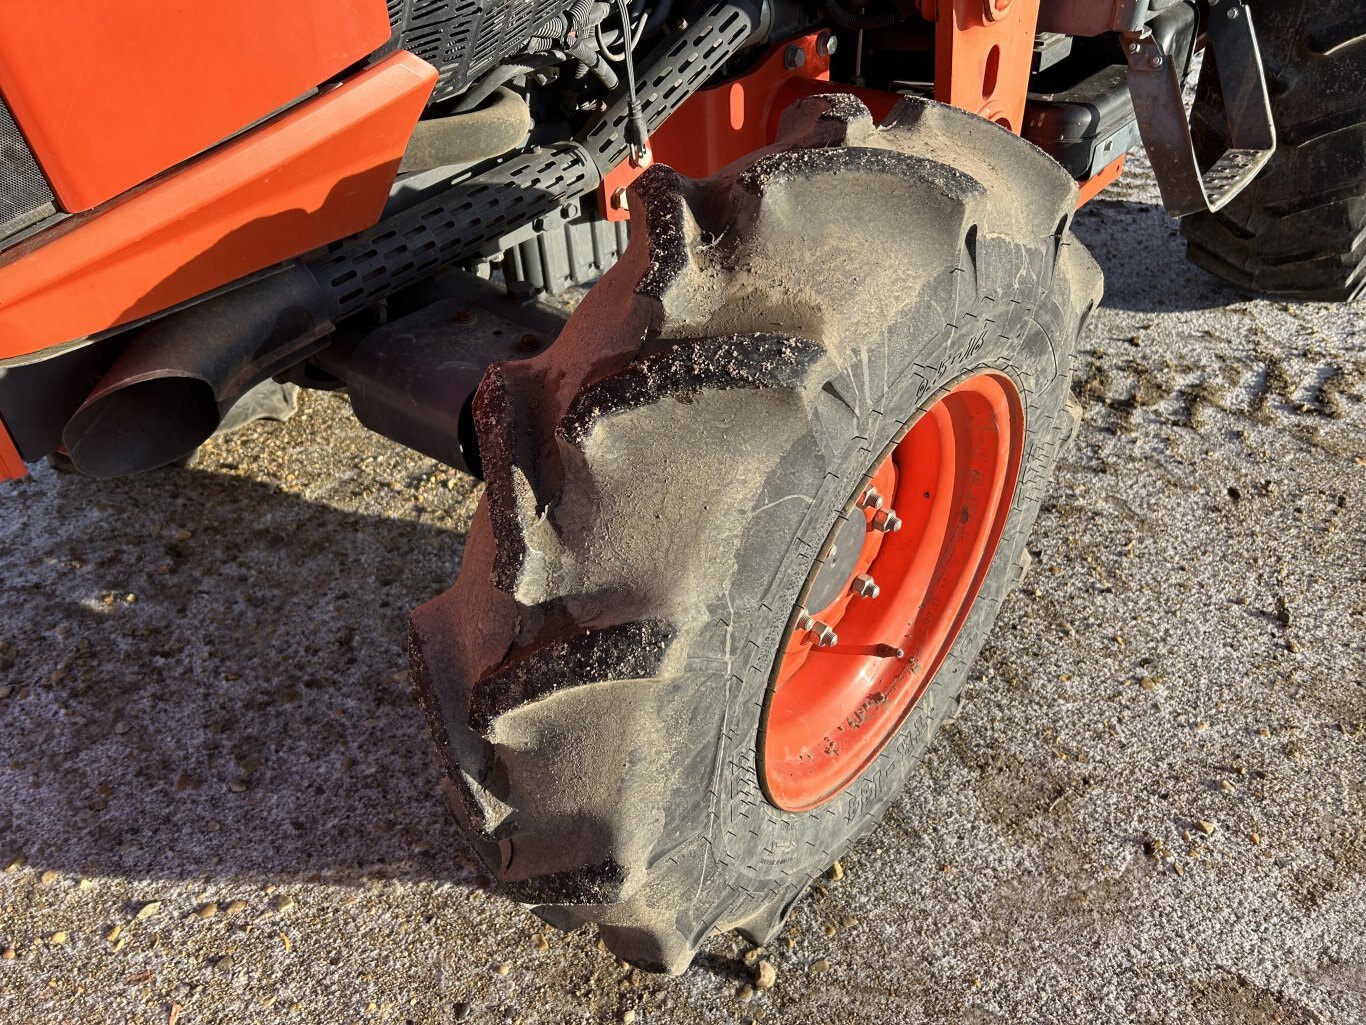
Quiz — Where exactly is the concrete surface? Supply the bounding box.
[1,152,1363,1025]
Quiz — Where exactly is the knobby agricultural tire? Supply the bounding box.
[410,94,1103,973]
[1183,0,1366,300]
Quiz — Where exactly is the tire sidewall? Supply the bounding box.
[692,284,1073,910]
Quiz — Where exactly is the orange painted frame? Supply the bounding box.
[0,52,437,365]
[934,0,1042,133]
[628,1,1121,214]
[0,0,392,212]
[0,417,24,480]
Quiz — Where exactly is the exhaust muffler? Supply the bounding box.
[62,266,333,476]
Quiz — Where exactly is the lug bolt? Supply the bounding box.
[850,574,880,599]
[799,616,838,648]
[872,509,903,533]
[784,45,807,71]
[857,487,884,511]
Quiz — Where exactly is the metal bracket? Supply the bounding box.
[1123,0,1276,216]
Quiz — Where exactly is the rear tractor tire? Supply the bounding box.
[1183,0,1366,300]
[410,93,1103,972]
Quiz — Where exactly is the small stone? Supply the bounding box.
[105,925,123,943]
[135,901,162,920]
[810,958,831,974]
[622,1012,636,1024]
[823,924,837,937]
[737,984,755,1003]
[0,685,12,700]
[78,878,92,890]
[274,894,295,912]
[531,933,549,952]
[48,932,69,945]
[224,900,247,915]
[839,915,857,929]
[1251,833,1262,845]
[215,954,235,972]
[114,721,130,735]
[1195,820,1216,835]
[1172,862,1185,877]
[2,947,15,959]
[3,858,23,873]
[495,962,511,976]
[228,780,249,793]
[195,902,218,919]
[40,869,59,885]
[365,1000,377,1013]
[1219,780,1235,793]
[452,1004,472,1021]
[825,861,844,882]
[753,960,777,991]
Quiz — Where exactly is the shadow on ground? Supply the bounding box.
[0,461,484,889]
[1072,198,1251,314]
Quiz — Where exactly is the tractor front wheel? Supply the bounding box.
[410,94,1103,972]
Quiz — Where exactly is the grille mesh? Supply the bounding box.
[1,94,56,243]
[390,0,564,104]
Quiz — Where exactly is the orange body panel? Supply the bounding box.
[0,0,392,212]
[0,52,436,363]
[0,419,24,480]
[934,0,1041,133]
[1078,154,1127,205]
[648,34,832,181]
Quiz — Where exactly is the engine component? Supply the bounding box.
[387,0,568,104]
[397,87,531,173]
[311,272,567,477]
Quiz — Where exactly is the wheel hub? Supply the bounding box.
[759,372,1025,812]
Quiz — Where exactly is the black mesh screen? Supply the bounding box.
[1,94,56,244]
[390,0,565,104]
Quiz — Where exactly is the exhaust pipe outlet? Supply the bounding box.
[63,266,334,477]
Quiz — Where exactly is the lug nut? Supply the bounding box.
[799,617,838,648]
[850,574,880,599]
[857,487,884,511]
[871,509,903,533]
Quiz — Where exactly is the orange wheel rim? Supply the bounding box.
[760,372,1025,812]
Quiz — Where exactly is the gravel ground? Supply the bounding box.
[2,150,1364,1025]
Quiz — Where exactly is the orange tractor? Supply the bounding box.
[1,0,1360,971]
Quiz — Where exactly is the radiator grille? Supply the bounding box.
[390,0,564,104]
[1,94,56,243]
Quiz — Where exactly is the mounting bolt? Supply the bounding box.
[857,486,884,511]
[1148,53,1164,68]
[1127,40,1141,54]
[850,574,880,599]
[799,616,838,648]
[784,45,807,70]
[816,31,838,57]
[611,187,630,212]
[1227,7,1239,18]
[871,509,903,533]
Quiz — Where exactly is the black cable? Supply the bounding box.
[612,0,650,158]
